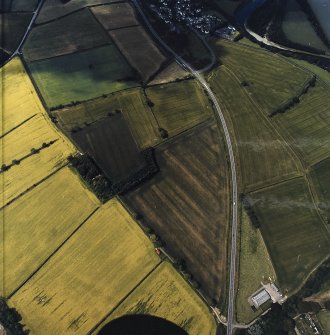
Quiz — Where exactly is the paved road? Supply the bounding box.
[8,0,46,62]
[132,2,239,334]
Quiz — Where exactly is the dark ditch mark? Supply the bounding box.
[0,164,67,211]
[0,114,37,139]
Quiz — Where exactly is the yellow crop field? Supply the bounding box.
[1,56,76,206]
[96,261,217,335]
[1,167,99,297]
[1,114,64,165]
[9,199,160,335]
[1,137,74,206]
[1,57,44,136]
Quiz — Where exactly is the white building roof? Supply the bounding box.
[252,289,271,307]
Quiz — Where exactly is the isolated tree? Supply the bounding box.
[159,128,168,139]
[149,234,159,243]
[147,99,154,107]
[1,164,8,171]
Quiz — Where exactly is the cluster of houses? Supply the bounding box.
[149,0,223,34]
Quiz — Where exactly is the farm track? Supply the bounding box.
[132,2,239,334]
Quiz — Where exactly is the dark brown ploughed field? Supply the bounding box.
[109,26,167,82]
[122,121,230,303]
[71,113,145,182]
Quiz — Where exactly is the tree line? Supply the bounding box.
[269,75,316,117]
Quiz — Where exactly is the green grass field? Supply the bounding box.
[55,79,213,150]
[10,0,38,11]
[36,0,118,23]
[236,210,276,324]
[0,13,32,53]
[23,9,110,61]
[289,58,330,86]
[236,39,330,86]
[28,44,139,108]
[91,3,139,30]
[213,40,311,115]
[318,311,330,334]
[309,157,330,220]
[94,261,217,335]
[209,66,300,191]
[9,200,161,335]
[118,89,162,149]
[54,87,161,150]
[109,25,167,82]
[247,177,330,294]
[272,82,330,166]
[1,168,99,297]
[146,80,213,137]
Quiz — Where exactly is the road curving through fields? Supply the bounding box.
[132,2,239,334]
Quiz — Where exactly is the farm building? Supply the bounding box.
[248,281,287,309]
[249,289,271,309]
[263,282,286,304]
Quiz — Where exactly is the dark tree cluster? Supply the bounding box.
[246,0,279,37]
[158,127,169,139]
[284,258,330,316]
[0,298,28,335]
[69,149,159,202]
[241,194,260,229]
[68,154,114,202]
[269,76,316,117]
[242,304,295,335]
[172,258,201,290]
